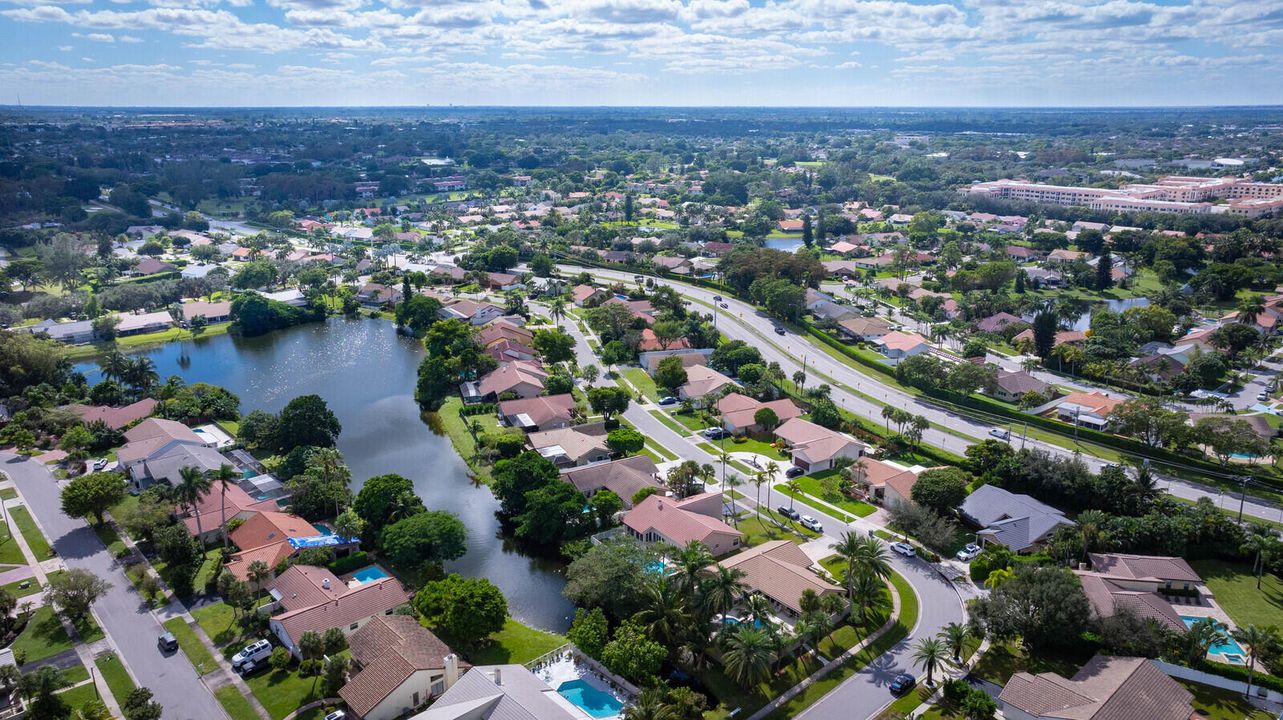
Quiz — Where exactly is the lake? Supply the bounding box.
[764,237,804,252]
[75,317,574,631]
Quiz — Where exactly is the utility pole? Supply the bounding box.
[1237,476,1251,522]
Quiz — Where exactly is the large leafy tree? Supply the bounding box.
[380,510,467,573]
[274,394,342,452]
[60,471,127,526]
[492,451,560,518]
[413,574,509,648]
[45,568,111,623]
[910,467,970,515]
[353,473,423,540]
[970,565,1091,651]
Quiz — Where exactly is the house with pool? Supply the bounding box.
[410,658,633,720]
[265,564,411,658]
[339,614,466,720]
[709,540,846,626]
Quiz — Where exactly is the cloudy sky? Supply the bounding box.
[2,0,1282,107]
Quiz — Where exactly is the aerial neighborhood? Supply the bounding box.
[0,106,1282,720]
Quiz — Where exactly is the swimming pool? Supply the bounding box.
[350,566,390,584]
[311,522,330,535]
[1181,616,1246,659]
[557,679,623,718]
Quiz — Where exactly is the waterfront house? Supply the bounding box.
[339,615,464,720]
[623,493,742,557]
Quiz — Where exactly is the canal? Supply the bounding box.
[75,317,574,631]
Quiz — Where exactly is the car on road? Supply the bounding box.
[324,712,347,720]
[157,633,178,653]
[774,326,787,335]
[702,427,727,440]
[231,639,272,669]
[889,673,917,696]
[956,543,982,562]
[91,458,108,471]
[1258,390,1270,401]
[777,506,800,520]
[719,302,729,309]
[800,515,823,532]
[784,466,805,478]
[988,428,1011,441]
[713,295,722,301]
[890,542,916,557]
[658,396,678,406]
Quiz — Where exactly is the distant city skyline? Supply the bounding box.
[2,0,1283,107]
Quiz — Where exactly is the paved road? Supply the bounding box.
[1,453,227,720]
[566,265,1283,525]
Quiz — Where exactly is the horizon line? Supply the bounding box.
[4,103,1283,112]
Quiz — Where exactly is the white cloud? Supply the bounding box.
[73,31,116,40]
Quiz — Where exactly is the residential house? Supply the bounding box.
[65,398,157,430]
[1047,249,1087,263]
[677,365,737,407]
[998,655,1193,720]
[562,456,661,508]
[623,493,742,556]
[477,361,548,400]
[873,331,929,362]
[527,426,611,467]
[976,312,1026,334]
[1054,391,1123,429]
[986,370,1051,403]
[652,256,693,274]
[774,418,865,474]
[571,284,608,307]
[357,283,403,307]
[1013,328,1088,349]
[179,300,232,326]
[852,458,919,507]
[114,311,175,337]
[810,300,858,323]
[716,393,803,435]
[116,418,209,489]
[26,319,96,344]
[822,260,859,278]
[225,511,324,581]
[179,481,277,545]
[1023,267,1063,287]
[959,485,1075,554]
[599,250,633,264]
[339,615,464,720]
[405,665,580,720]
[1129,353,1187,382]
[481,272,522,292]
[637,328,691,352]
[713,541,845,618]
[1074,553,1204,633]
[828,241,861,257]
[476,319,533,348]
[131,258,177,276]
[439,300,504,326]
[777,219,804,233]
[836,316,893,342]
[483,339,536,364]
[1005,245,1037,262]
[640,348,715,375]
[804,288,834,310]
[262,288,308,307]
[138,443,230,488]
[266,565,411,657]
[497,394,577,432]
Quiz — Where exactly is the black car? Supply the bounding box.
[777,506,800,520]
[785,466,805,478]
[889,673,917,696]
[774,327,787,335]
[157,633,178,653]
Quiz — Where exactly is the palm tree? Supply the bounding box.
[1238,296,1267,326]
[751,471,767,523]
[984,567,1014,590]
[834,532,891,597]
[1231,624,1280,699]
[720,625,776,690]
[247,560,272,590]
[635,578,690,648]
[99,351,129,384]
[673,541,713,608]
[744,592,774,627]
[912,637,949,685]
[700,565,747,620]
[847,573,888,625]
[1240,528,1281,590]
[881,405,895,432]
[549,297,567,328]
[1181,617,1227,665]
[762,461,780,509]
[175,465,212,550]
[124,356,159,396]
[784,479,802,510]
[622,689,675,720]
[939,622,970,662]
[1077,509,1107,559]
[208,463,238,551]
[723,474,743,522]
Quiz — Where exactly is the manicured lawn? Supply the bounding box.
[726,436,789,459]
[878,685,935,720]
[154,548,222,599]
[93,523,127,557]
[467,618,566,666]
[191,600,249,652]
[216,684,262,720]
[123,562,167,608]
[1,576,40,598]
[731,511,820,548]
[56,682,101,714]
[648,410,690,435]
[0,521,29,564]
[431,397,506,483]
[244,667,325,719]
[620,368,661,402]
[12,606,76,663]
[781,473,877,518]
[1189,558,1283,629]
[10,506,52,559]
[1178,679,1275,719]
[95,653,136,706]
[671,410,714,432]
[0,488,17,500]
[644,439,678,461]
[971,642,1090,686]
[162,617,219,675]
[62,661,90,686]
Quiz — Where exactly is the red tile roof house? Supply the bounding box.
[224,510,328,582]
[998,655,1194,720]
[1053,391,1123,430]
[267,565,411,658]
[711,541,844,619]
[339,614,465,720]
[872,331,930,362]
[851,458,920,507]
[975,311,1026,334]
[773,418,866,474]
[677,365,737,407]
[65,398,158,430]
[637,328,692,352]
[476,318,533,347]
[180,481,280,545]
[777,219,804,233]
[571,284,608,307]
[526,426,612,467]
[624,493,743,557]
[716,393,803,435]
[562,456,662,509]
[477,361,548,400]
[1073,552,1205,633]
[497,394,577,432]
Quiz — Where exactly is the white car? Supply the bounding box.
[956,545,981,562]
[231,639,272,669]
[890,542,916,558]
[988,428,1011,441]
[324,712,347,720]
[800,515,823,533]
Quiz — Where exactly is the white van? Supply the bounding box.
[231,639,272,669]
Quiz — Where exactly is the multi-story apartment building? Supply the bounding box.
[964,176,1283,218]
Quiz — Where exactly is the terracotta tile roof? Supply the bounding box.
[1075,572,1186,632]
[65,398,158,430]
[1088,553,1201,584]
[1059,391,1123,416]
[624,493,740,548]
[478,361,547,397]
[269,564,346,612]
[274,577,410,644]
[679,364,736,399]
[714,541,842,614]
[999,655,1193,720]
[340,615,465,718]
[638,328,691,352]
[497,394,576,429]
[123,418,201,445]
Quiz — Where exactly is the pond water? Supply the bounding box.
[75,317,573,631]
[764,237,804,253]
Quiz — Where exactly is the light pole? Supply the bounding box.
[1236,476,1251,522]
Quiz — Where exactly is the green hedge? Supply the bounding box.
[460,403,496,417]
[1193,659,1283,694]
[328,551,371,576]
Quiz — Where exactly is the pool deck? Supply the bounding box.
[533,652,629,720]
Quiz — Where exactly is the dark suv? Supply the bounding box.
[777,506,800,520]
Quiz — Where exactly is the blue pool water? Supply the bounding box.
[351,566,390,584]
[644,560,667,575]
[1181,616,1246,657]
[557,679,623,718]
[722,616,765,629]
[311,523,330,535]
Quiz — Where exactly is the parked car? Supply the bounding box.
[157,633,178,653]
[237,659,267,677]
[774,326,787,335]
[713,295,723,301]
[800,515,823,532]
[988,428,1011,441]
[703,427,727,440]
[889,673,917,696]
[1258,390,1270,401]
[231,639,272,669]
[777,506,801,520]
[785,466,805,478]
[658,396,678,406]
[890,542,916,557]
[956,544,981,562]
[91,458,108,471]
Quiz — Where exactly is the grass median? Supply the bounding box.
[162,617,218,676]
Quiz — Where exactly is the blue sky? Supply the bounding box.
[2,0,1282,107]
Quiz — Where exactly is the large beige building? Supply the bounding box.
[965,176,1283,218]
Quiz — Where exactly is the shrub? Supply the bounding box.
[328,551,371,576]
[269,647,291,672]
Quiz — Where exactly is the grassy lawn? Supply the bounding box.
[0,521,29,564]
[1,576,40,598]
[62,662,90,686]
[644,439,678,461]
[430,397,507,483]
[60,323,232,361]
[216,685,262,720]
[879,686,935,720]
[92,523,127,557]
[788,472,876,518]
[123,562,167,608]
[12,606,76,663]
[671,410,714,432]
[620,367,661,402]
[648,409,690,437]
[56,682,101,714]
[727,436,789,459]
[95,653,136,706]
[245,667,326,720]
[1179,679,1275,719]
[162,617,219,675]
[191,600,249,652]
[731,511,820,548]
[971,642,1091,686]
[108,493,139,528]
[10,506,52,559]
[1189,558,1283,629]
[466,618,567,666]
[154,548,222,599]
[0,488,16,500]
